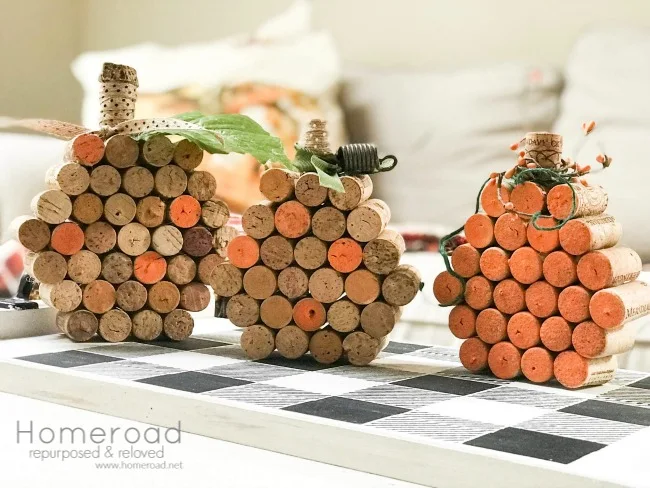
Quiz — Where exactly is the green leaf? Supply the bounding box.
[136,129,227,154]
[311,155,344,192]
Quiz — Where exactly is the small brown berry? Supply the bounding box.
[518,150,526,158]
[596,154,605,163]
[505,167,516,179]
[526,162,537,169]
[580,178,590,186]
[509,142,519,151]
[489,172,499,179]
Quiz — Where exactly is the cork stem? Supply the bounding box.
[99,63,139,129]
[302,119,332,156]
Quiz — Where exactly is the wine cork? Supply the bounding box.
[104,193,137,226]
[226,293,260,327]
[509,246,543,285]
[240,324,275,360]
[277,267,309,299]
[259,235,294,270]
[136,196,166,228]
[547,183,608,220]
[201,199,230,229]
[133,251,167,285]
[50,222,84,256]
[459,337,490,372]
[493,279,525,315]
[577,247,642,291]
[260,295,293,329]
[328,238,363,273]
[494,213,528,251]
[540,316,573,352]
[101,252,133,284]
[122,166,154,198]
[475,308,508,344]
[479,247,511,281]
[382,264,421,306]
[90,165,121,196]
[275,325,310,359]
[361,301,401,338]
[155,165,188,198]
[98,309,132,343]
[328,175,373,211]
[117,223,151,256]
[25,251,67,284]
[182,226,213,257]
[526,217,560,253]
[259,168,298,203]
[275,200,311,239]
[327,299,361,333]
[148,281,181,314]
[242,202,275,239]
[524,132,563,168]
[573,320,636,358]
[67,250,102,284]
[449,304,477,339]
[294,236,327,270]
[347,199,391,242]
[141,135,174,167]
[450,243,481,279]
[173,139,203,171]
[150,225,183,257]
[480,178,511,218]
[543,250,578,288]
[464,275,494,311]
[210,262,243,297]
[82,280,116,314]
[310,328,343,364]
[311,207,346,242]
[57,310,98,342]
[559,215,622,256]
[507,311,541,349]
[521,347,555,383]
[187,171,217,202]
[40,280,82,312]
[488,341,522,379]
[464,213,495,249]
[31,190,72,224]
[295,173,328,207]
[179,282,211,312]
[209,227,236,260]
[65,133,105,167]
[342,331,384,366]
[45,163,90,196]
[132,309,163,341]
[227,235,259,269]
[554,352,617,389]
[163,309,194,341]
[72,193,103,224]
[104,134,139,169]
[243,265,277,300]
[167,254,197,286]
[433,271,463,306]
[558,285,592,323]
[345,269,381,305]
[116,280,148,312]
[525,281,559,318]
[197,254,225,285]
[168,195,202,228]
[13,215,50,251]
[363,229,405,275]
[510,182,546,215]
[293,297,327,331]
[589,281,650,329]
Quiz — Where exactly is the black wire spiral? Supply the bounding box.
[336,143,398,175]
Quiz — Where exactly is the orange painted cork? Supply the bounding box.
[243,265,277,300]
[327,299,361,333]
[542,250,578,288]
[433,271,463,306]
[293,297,326,331]
[294,236,327,270]
[589,281,650,329]
[507,311,541,349]
[451,243,481,278]
[559,215,622,256]
[577,247,642,291]
[310,328,344,364]
[328,238,363,273]
[572,320,636,358]
[65,133,105,167]
[480,178,511,218]
[259,168,298,203]
[558,285,592,323]
[479,247,511,281]
[242,202,275,239]
[345,269,381,305]
[309,268,344,303]
[228,235,260,269]
[459,337,490,372]
[347,199,391,243]
[494,213,528,251]
[540,316,573,352]
[464,275,494,311]
[521,347,555,383]
[82,280,116,314]
[554,352,617,389]
[525,281,559,318]
[50,222,84,256]
[487,341,522,379]
[448,304,478,339]
[260,295,293,329]
[492,279,526,315]
[133,251,167,285]
[509,246,543,285]
[526,217,560,253]
[362,229,405,275]
[328,175,373,211]
[312,207,346,242]
[510,182,546,215]
[547,183,608,220]
[464,213,495,249]
[210,262,243,297]
[275,325,311,359]
[240,325,276,360]
[475,308,508,344]
[277,266,309,299]
[226,294,260,327]
[275,200,311,239]
[168,195,201,228]
[295,173,328,207]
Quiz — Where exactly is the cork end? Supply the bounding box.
[524,131,563,169]
[302,119,332,155]
[100,62,139,87]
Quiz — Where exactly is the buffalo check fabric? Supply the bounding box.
[13,338,650,465]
